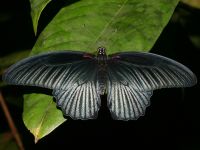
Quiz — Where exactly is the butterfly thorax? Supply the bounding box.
[97,47,107,95]
[97,47,107,65]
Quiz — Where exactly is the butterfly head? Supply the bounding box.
[98,47,106,55]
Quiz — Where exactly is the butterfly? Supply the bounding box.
[2,47,197,120]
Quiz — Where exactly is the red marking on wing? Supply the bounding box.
[83,53,94,59]
[111,55,121,59]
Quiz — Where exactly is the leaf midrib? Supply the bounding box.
[88,0,128,50]
[34,100,53,143]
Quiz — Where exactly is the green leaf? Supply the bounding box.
[32,0,179,55]
[30,0,51,34]
[24,0,179,141]
[23,94,66,142]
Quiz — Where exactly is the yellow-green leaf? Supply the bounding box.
[23,94,66,142]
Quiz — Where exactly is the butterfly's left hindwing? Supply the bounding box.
[109,52,197,92]
[106,52,197,120]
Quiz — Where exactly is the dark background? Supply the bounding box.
[0,0,199,149]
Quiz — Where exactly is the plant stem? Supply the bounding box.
[0,91,24,150]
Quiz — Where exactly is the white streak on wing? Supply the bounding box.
[55,67,71,88]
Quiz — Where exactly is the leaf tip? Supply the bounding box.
[34,137,39,144]
[32,126,42,144]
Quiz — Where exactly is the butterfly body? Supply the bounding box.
[3,48,197,120]
[96,47,108,95]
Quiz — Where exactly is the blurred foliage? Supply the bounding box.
[0,132,18,150]
[173,2,200,49]
[0,12,13,23]
[190,35,200,48]
[0,50,30,75]
[0,50,30,87]
[182,0,200,9]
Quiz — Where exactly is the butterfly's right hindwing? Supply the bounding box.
[52,60,101,119]
[53,80,100,120]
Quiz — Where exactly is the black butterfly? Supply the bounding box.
[2,47,197,120]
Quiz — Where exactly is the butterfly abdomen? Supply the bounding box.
[97,69,107,95]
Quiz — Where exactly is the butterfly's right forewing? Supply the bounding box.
[3,51,86,89]
[3,51,101,120]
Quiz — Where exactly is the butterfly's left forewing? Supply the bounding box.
[109,52,197,92]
